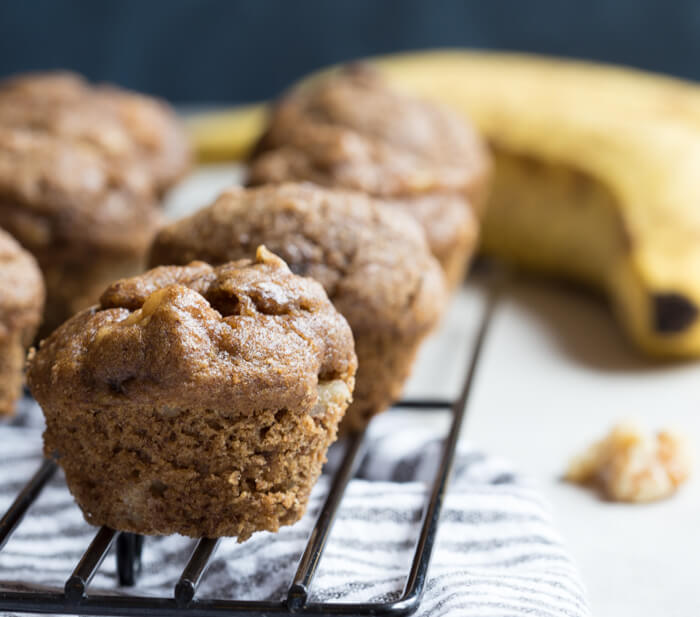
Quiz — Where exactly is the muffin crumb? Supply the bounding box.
[565,422,692,502]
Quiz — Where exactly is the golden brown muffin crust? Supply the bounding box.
[0,127,157,254]
[383,192,480,290]
[0,71,189,333]
[0,71,191,194]
[248,67,489,288]
[27,246,356,538]
[0,71,86,103]
[32,248,355,412]
[93,86,192,193]
[0,126,162,332]
[250,66,490,202]
[0,227,44,415]
[0,228,44,337]
[150,183,446,430]
[151,183,445,339]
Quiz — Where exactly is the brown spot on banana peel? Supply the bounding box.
[610,224,697,336]
[653,293,699,334]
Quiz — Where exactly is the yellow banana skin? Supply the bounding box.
[187,50,700,357]
[186,104,267,162]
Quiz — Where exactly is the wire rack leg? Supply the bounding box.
[116,533,144,587]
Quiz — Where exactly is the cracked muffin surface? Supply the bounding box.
[0,228,44,415]
[150,182,446,431]
[248,66,489,288]
[27,246,356,540]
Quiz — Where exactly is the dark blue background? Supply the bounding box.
[1,0,698,103]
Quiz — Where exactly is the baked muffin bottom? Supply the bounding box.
[341,331,424,433]
[44,380,349,539]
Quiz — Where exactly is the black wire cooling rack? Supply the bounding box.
[0,287,496,617]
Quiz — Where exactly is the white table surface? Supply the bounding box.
[166,166,700,617]
[458,280,700,617]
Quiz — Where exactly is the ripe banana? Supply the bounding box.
[186,104,267,162]
[186,50,700,358]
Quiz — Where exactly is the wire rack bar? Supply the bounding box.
[64,526,118,603]
[391,399,452,410]
[388,284,497,614]
[175,538,221,607]
[287,426,368,611]
[0,282,498,616]
[117,533,144,586]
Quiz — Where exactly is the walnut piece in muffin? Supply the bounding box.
[565,422,692,502]
[27,246,356,539]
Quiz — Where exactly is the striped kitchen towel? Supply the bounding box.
[0,399,590,617]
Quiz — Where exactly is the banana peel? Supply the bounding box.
[186,50,700,358]
[185,103,267,162]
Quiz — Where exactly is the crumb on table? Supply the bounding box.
[565,422,692,503]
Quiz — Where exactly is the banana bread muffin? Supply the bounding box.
[150,183,446,431]
[0,71,191,195]
[27,246,356,539]
[93,86,191,195]
[0,228,44,416]
[0,126,161,334]
[248,66,490,288]
[0,71,190,333]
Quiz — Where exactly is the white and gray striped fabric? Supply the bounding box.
[0,399,590,617]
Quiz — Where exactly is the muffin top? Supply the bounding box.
[0,126,159,255]
[249,66,490,199]
[0,227,44,338]
[0,71,191,193]
[92,86,192,193]
[0,72,86,103]
[150,182,446,336]
[27,245,356,415]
